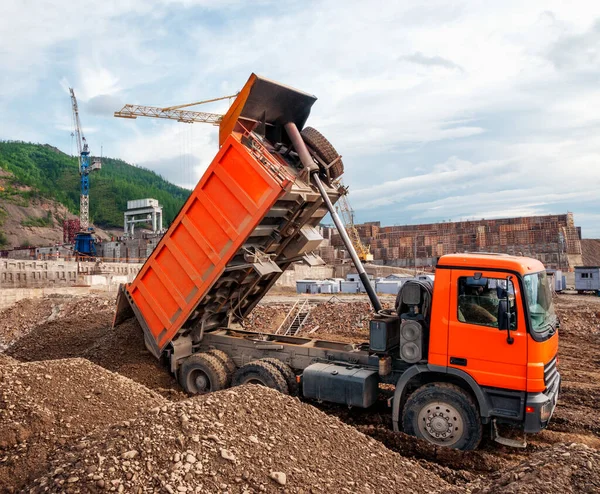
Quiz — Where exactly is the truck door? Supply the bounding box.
[447,270,527,392]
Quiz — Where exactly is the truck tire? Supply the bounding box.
[301,126,344,182]
[206,349,237,386]
[178,353,228,395]
[402,383,482,450]
[259,358,299,396]
[232,360,289,395]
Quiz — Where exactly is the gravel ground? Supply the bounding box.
[27,386,451,494]
[0,292,599,493]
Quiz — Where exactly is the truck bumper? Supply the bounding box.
[524,374,561,433]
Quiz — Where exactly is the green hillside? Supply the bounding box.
[0,141,191,227]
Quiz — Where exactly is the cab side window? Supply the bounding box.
[457,276,517,329]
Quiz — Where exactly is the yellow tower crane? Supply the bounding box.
[336,191,374,263]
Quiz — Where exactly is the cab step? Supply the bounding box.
[492,420,527,448]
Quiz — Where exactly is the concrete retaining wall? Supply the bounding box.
[275,264,334,287]
[0,259,143,289]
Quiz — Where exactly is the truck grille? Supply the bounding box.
[544,356,559,393]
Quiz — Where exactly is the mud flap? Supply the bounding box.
[112,284,134,328]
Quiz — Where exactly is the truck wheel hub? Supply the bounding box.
[418,402,463,446]
[194,373,209,392]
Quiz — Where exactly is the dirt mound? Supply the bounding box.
[555,298,600,338]
[0,358,165,491]
[241,303,291,333]
[0,294,114,351]
[242,300,387,343]
[451,442,600,493]
[0,354,18,365]
[300,301,375,341]
[28,385,450,494]
[6,307,184,400]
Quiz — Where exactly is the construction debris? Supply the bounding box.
[26,385,450,494]
[0,294,114,351]
[0,358,165,491]
[448,442,600,493]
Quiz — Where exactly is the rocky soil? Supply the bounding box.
[0,292,598,492]
[28,386,449,494]
[0,358,165,491]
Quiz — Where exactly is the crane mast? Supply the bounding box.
[336,193,373,262]
[69,88,101,255]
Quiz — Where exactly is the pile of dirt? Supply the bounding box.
[241,303,291,333]
[300,301,375,341]
[0,294,114,351]
[0,358,165,491]
[28,386,450,494]
[6,310,184,400]
[242,300,385,343]
[555,298,600,337]
[450,442,600,493]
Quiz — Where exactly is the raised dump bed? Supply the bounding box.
[114,74,343,358]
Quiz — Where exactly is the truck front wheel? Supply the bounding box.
[402,383,482,450]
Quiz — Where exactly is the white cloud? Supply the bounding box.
[2,0,600,237]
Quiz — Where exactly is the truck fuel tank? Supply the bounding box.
[302,363,378,408]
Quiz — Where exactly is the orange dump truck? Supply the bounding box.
[115,74,560,450]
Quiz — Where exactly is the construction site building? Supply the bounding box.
[124,198,163,237]
[329,213,583,271]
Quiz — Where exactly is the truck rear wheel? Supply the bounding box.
[301,126,344,183]
[178,353,228,395]
[232,361,289,395]
[206,349,237,386]
[402,383,482,450]
[259,358,299,396]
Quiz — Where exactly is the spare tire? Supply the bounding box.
[301,126,344,182]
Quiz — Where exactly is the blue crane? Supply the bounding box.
[69,88,101,256]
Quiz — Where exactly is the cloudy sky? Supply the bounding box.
[2,1,600,235]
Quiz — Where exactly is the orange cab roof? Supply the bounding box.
[437,253,546,275]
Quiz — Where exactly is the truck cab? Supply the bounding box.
[389,253,560,448]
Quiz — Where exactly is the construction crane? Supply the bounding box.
[70,88,101,256]
[114,93,237,124]
[336,191,373,262]
[115,91,373,263]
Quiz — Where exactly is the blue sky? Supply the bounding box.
[2,1,600,235]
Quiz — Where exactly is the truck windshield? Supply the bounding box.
[523,271,556,333]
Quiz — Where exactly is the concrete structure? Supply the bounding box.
[274,264,334,288]
[124,198,163,237]
[97,235,162,263]
[0,258,143,289]
[35,245,73,260]
[329,213,583,271]
[575,266,600,292]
